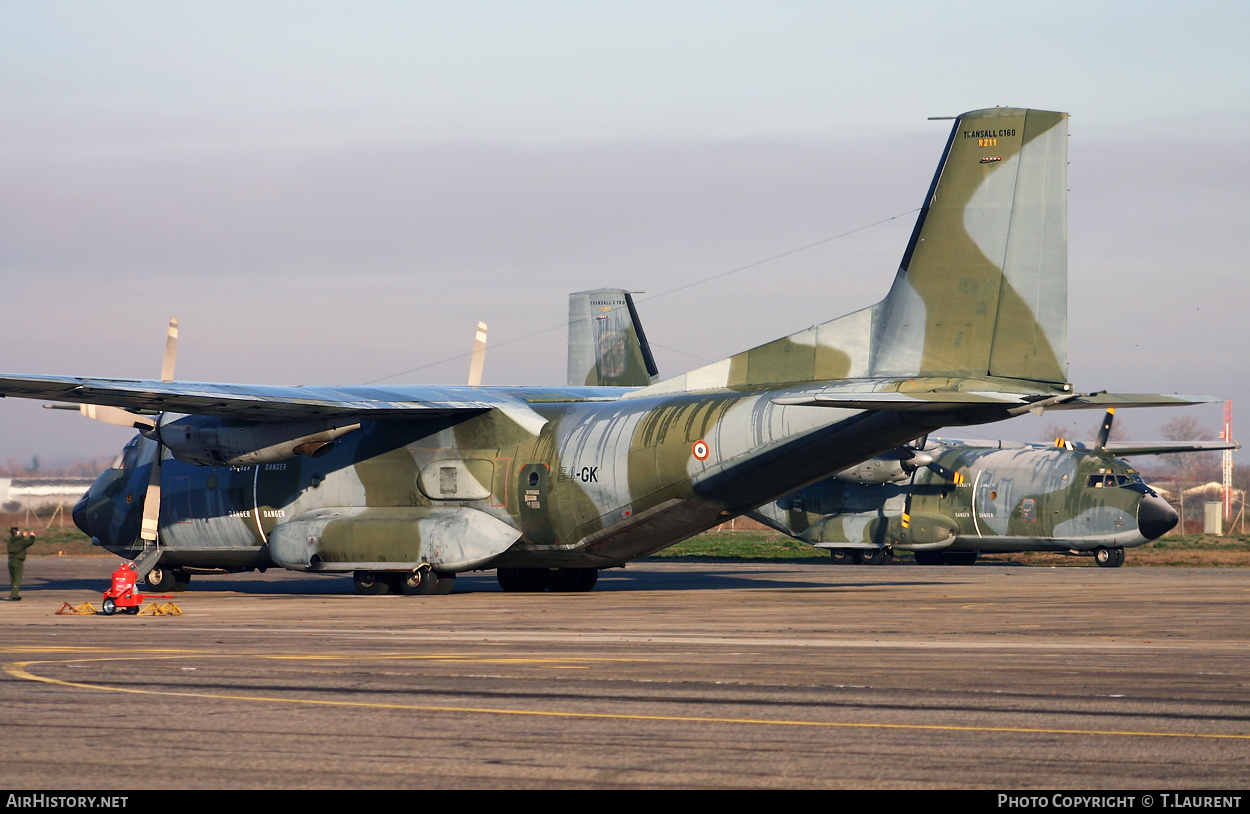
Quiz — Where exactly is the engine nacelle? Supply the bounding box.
[154,414,362,466]
[833,456,912,484]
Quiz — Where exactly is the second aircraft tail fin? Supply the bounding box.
[567,289,658,387]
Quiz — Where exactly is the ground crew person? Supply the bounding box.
[8,527,36,601]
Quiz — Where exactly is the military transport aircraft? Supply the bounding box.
[746,411,1238,567]
[0,107,1206,594]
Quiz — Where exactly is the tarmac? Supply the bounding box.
[2,556,1247,790]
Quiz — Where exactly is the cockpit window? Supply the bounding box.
[1087,473,1145,489]
[113,437,141,472]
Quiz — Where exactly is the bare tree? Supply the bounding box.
[1160,416,1219,482]
[1159,416,1219,534]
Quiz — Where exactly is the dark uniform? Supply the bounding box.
[8,527,36,601]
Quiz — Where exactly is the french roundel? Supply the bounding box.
[692,440,710,461]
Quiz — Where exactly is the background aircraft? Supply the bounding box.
[746,411,1238,567]
[1,107,1204,594]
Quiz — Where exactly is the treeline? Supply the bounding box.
[0,457,113,478]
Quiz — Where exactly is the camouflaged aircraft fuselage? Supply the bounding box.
[749,442,1180,558]
[75,378,1026,573]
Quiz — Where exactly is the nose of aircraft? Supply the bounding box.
[1138,493,1179,540]
[72,489,92,536]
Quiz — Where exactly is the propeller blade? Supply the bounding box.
[898,437,964,484]
[926,460,965,484]
[902,470,915,534]
[77,403,157,430]
[145,316,178,544]
[468,321,487,386]
[161,317,179,383]
[1093,408,1115,451]
[139,445,162,544]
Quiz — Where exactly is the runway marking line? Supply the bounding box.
[5,653,1248,743]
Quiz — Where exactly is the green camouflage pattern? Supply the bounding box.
[10,107,1210,591]
[748,439,1181,566]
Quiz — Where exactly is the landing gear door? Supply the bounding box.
[518,464,556,546]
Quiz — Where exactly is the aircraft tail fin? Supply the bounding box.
[567,289,658,387]
[628,107,1069,398]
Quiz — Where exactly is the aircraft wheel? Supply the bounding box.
[1095,547,1123,568]
[171,570,191,592]
[855,549,887,565]
[102,597,117,616]
[944,552,978,565]
[496,568,522,592]
[497,567,550,592]
[549,568,598,592]
[353,571,391,595]
[913,550,944,565]
[399,568,439,596]
[145,566,176,591]
[431,573,456,595]
[829,549,855,565]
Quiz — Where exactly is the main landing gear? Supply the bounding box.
[496,567,599,592]
[353,569,456,596]
[826,548,894,565]
[144,566,191,592]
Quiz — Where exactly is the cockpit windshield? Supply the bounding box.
[1086,473,1146,489]
[111,437,141,472]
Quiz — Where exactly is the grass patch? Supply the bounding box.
[648,531,826,561]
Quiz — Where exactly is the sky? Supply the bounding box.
[0,0,1246,467]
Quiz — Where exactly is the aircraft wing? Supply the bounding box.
[770,389,1213,415]
[0,374,544,421]
[1102,441,1240,456]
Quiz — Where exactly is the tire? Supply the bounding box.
[145,567,176,591]
[913,550,945,565]
[1095,547,1123,568]
[829,549,855,565]
[943,552,978,565]
[102,597,117,615]
[856,548,887,565]
[171,571,191,592]
[497,567,550,592]
[399,569,439,596]
[549,568,598,592]
[353,571,391,595]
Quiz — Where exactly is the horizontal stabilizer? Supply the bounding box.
[1097,441,1239,456]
